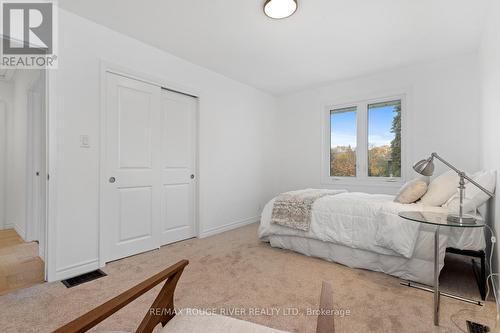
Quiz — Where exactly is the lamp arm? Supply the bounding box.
[431,153,461,174]
[431,152,495,198]
[462,173,496,198]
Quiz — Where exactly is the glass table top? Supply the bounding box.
[398,211,485,228]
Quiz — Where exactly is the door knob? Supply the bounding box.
[190,174,195,179]
[109,177,116,183]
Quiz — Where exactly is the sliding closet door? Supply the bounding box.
[160,90,197,245]
[103,73,161,262]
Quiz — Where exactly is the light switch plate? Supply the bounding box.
[80,135,90,148]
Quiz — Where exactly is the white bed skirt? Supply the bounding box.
[259,191,485,285]
[267,231,446,286]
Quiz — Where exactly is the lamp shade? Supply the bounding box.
[413,157,435,176]
[264,0,297,19]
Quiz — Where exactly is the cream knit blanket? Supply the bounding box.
[271,189,344,231]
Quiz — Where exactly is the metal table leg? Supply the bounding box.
[434,226,440,326]
[398,210,486,326]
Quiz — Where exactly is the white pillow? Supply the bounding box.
[420,170,460,206]
[444,170,497,213]
[394,178,428,204]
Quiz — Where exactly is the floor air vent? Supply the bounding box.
[62,269,107,288]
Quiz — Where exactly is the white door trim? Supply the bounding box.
[45,69,56,281]
[0,100,6,231]
[25,85,37,241]
[98,61,200,267]
[20,70,49,280]
[26,73,45,243]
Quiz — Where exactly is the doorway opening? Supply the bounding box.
[0,69,47,295]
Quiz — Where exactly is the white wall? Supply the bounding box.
[0,82,14,230]
[49,10,277,281]
[0,101,6,229]
[5,70,43,239]
[273,53,481,195]
[479,0,500,271]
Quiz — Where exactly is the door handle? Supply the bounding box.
[190,174,195,179]
[109,177,116,183]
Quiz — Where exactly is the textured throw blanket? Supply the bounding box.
[271,189,344,231]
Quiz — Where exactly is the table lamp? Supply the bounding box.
[413,152,495,224]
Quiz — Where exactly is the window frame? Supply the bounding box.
[322,93,407,187]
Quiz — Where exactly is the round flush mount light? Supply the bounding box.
[264,0,297,19]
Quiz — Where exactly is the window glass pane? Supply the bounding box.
[330,107,357,177]
[368,100,401,177]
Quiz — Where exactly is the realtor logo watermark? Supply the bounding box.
[1,0,58,68]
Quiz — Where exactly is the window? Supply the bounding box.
[330,107,357,177]
[368,100,401,178]
[325,96,404,183]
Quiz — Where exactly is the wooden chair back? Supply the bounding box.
[53,259,188,333]
[54,261,335,333]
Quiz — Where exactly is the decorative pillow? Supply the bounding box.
[444,170,497,213]
[394,178,428,204]
[419,170,460,206]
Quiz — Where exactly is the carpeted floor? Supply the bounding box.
[0,223,496,333]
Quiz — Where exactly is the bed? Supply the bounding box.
[258,190,485,286]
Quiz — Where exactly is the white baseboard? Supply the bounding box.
[13,223,26,241]
[0,223,13,230]
[199,216,259,238]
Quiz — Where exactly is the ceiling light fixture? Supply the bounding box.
[264,0,297,19]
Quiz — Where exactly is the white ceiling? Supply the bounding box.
[59,0,489,95]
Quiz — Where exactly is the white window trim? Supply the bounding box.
[321,93,408,187]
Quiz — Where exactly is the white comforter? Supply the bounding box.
[259,190,453,259]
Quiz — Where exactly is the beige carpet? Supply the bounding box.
[0,223,496,333]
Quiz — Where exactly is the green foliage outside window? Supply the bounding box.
[330,100,401,178]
